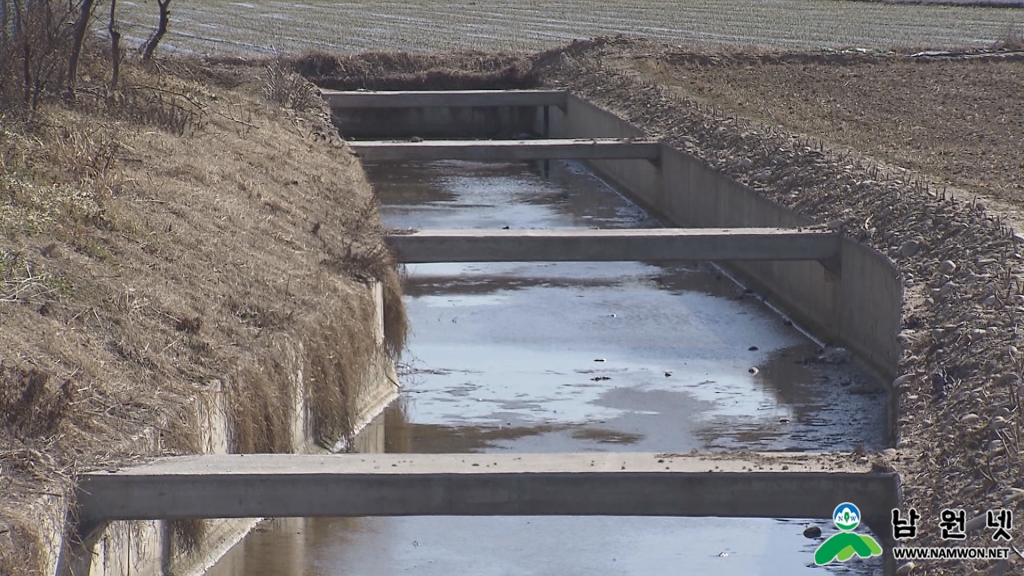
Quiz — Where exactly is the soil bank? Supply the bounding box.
[0,56,406,574]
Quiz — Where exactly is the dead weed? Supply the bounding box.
[289,49,538,91]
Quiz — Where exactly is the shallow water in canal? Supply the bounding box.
[206,160,886,575]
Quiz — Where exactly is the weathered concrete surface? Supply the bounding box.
[541,96,901,384]
[333,107,539,139]
[351,138,661,161]
[77,452,896,525]
[385,228,839,263]
[323,90,568,109]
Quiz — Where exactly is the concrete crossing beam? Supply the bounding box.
[77,452,895,527]
[385,228,840,263]
[322,89,568,109]
[350,138,661,161]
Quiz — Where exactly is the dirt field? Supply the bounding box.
[116,0,1024,56]
[605,45,1024,226]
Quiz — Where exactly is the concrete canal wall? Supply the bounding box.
[330,93,901,396]
[538,95,902,388]
[55,283,397,576]
[335,106,539,139]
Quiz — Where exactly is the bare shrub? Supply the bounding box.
[0,0,78,110]
[262,56,321,112]
[991,24,1024,50]
[76,85,205,136]
[0,363,74,440]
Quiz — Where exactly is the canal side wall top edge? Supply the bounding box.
[541,95,901,388]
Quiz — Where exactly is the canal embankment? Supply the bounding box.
[0,62,405,575]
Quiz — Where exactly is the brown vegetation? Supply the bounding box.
[284,50,537,91]
[607,44,1024,216]
[0,41,405,576]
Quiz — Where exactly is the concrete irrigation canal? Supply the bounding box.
[69,90,905,575]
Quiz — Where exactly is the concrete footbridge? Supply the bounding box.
[385,228,839,263]
[76,452,896,531]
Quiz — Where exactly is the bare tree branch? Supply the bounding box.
[66,0,95,98]
[141,0,170,60]
[108,0,120,89]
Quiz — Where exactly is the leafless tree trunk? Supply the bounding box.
[107,0,120,89]
[66,0,94,97]
[141,0,170,60]
[0,0,8,40]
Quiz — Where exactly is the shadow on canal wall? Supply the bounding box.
[335,106,539,139]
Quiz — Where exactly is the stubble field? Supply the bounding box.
[117,0,1024,56]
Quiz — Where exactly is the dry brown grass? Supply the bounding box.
[992,23,1024,49]
[0,515,46,576]
[286,50,538,91]
[0,50,405,574]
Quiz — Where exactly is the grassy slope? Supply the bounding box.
[0,55,404,573]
